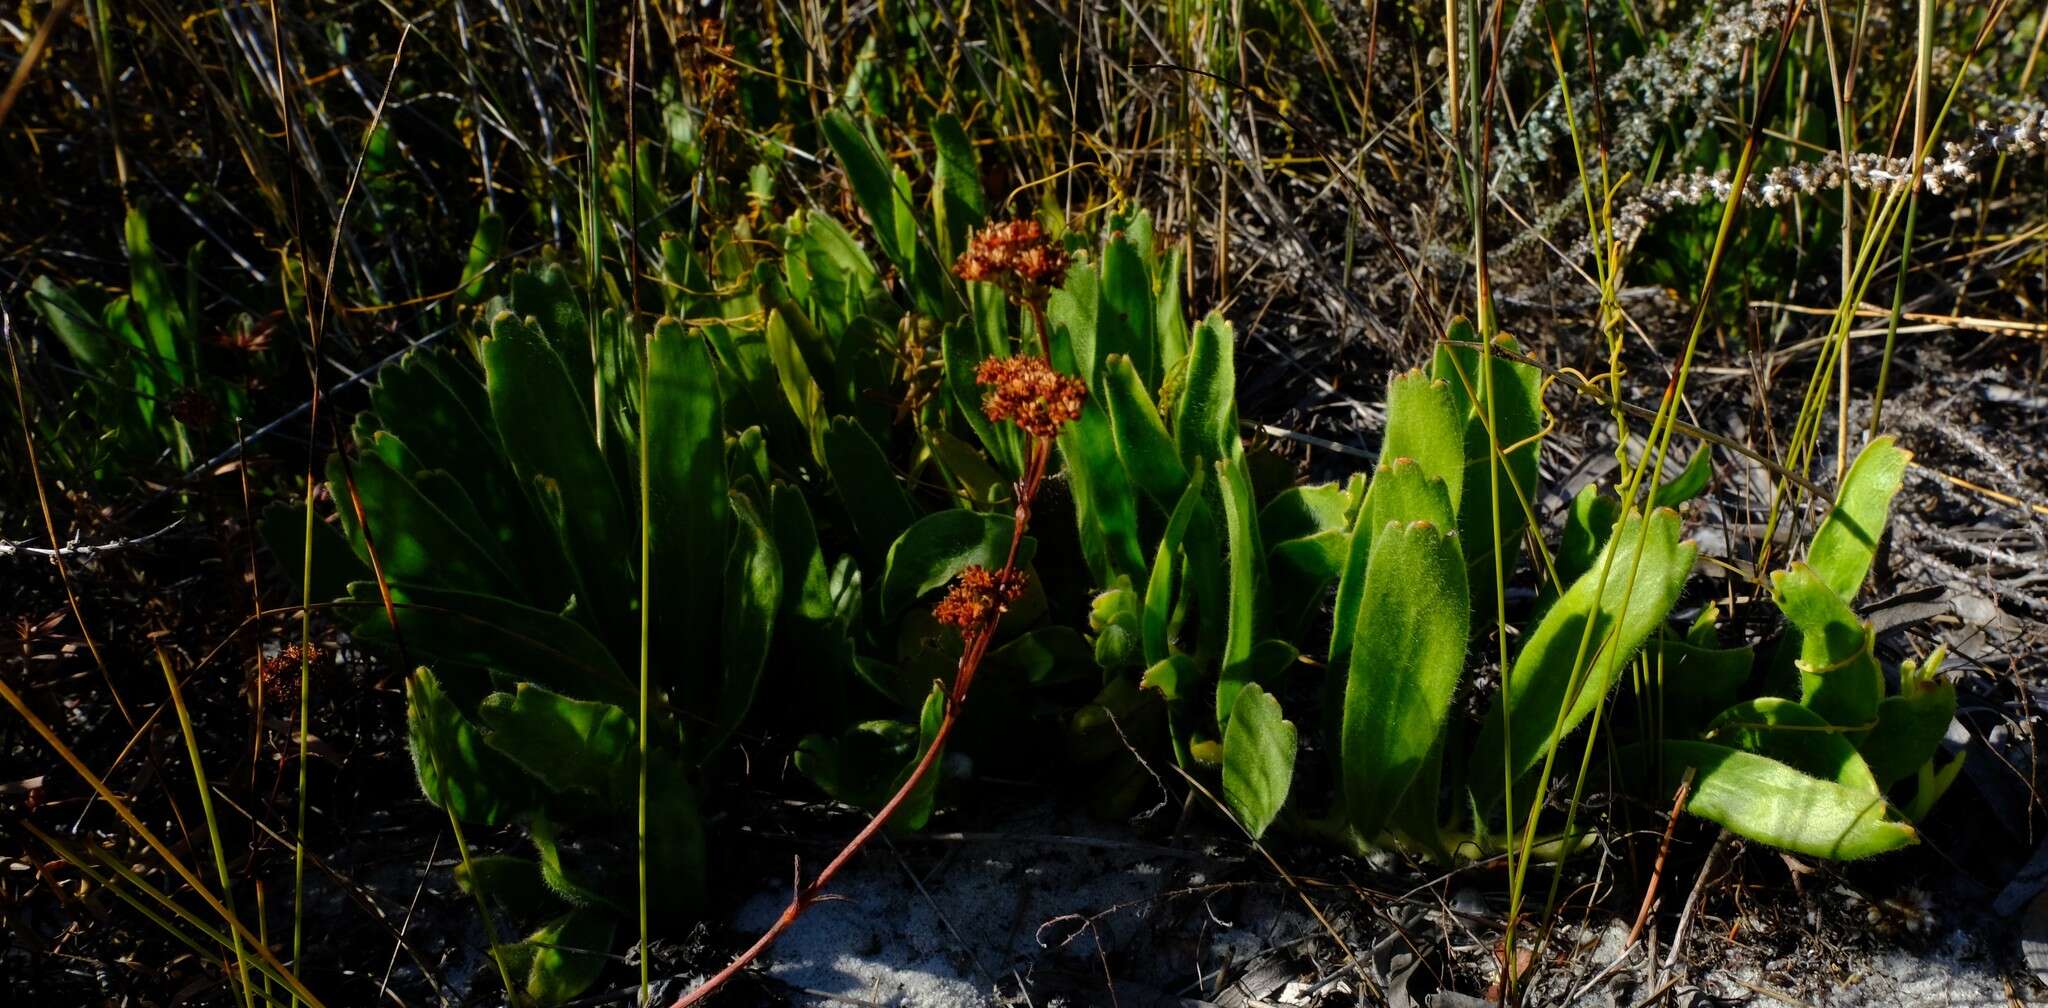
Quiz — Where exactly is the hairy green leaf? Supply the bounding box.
[1705,697,1878,793]
[1657,741,1916,860]
[406,668,534,826]
[1173,313,1242,472]
[646,317,730,660]
[1102,353,1189,508]
[1473,509,1697,805]
[477,685,636,801]
[1341,520,1470,841]
[1807,436,1910,601]
[1773,563,1883,733]
[881,509,1029,618]
[1222,684,1297,840]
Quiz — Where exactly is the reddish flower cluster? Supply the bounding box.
[976,355,1085,438]
[953,219,1070,289]
[167,388,220,430]
[933,565,1024,633]
[257,643,322,708]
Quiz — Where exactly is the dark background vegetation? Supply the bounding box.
[4,0,2045,1004]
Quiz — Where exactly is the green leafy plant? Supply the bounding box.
[1649,436,1958,858]
[291,265,792,1004]
[25,206,257,475]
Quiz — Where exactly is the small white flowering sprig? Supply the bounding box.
[1588,103,2048,255]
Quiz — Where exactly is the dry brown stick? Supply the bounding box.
[1569,768,1695,1002]
[0,0,78,133]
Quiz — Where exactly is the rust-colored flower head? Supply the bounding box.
[953,219,1070,291]
[257,643,323,709]
[933,565,1025,633]
[976,355,1085,438]
[167,388,220,430]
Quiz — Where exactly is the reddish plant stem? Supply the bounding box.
[671,434,1053,1007]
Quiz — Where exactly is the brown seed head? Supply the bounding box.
[975,355,1085,438]
[933,565,1025,633]
[167,389,220,430]
[258,643,323,708]
[953,219,1070,290]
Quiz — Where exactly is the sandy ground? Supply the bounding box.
[691,801,2043,1007]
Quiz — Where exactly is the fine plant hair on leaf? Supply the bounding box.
[1101,352,1189,509]
[1805,435,1911,601]
[1652,741,1916,860]
[1472,508,1697,808]
[1774,563,1884,734]
[1339,519,1470,843]
[1704,697,1879,794]
[1222,683,1297,840]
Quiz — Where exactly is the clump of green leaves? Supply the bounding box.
[1652,437,1957,859]
[283,264,792,1003]
[26,207,257,475]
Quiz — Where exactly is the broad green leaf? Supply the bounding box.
[455,854,556,920]
[796,719,921,808]
[260,500,368,606]
[1557,484,1621,589]
[881,509,1030,618]
[930,113,985,262]
[1773,563,1883,732]
[1807,436,1910,601]
[1214,457,1264,726]
[820,110,912,269]
[712,492,781,754]
[1099,235,1156,388]
[1652,446,1714,507]
[477,685,636,801]
[1327,459,1455,671]
[1432,330,1542,597]
[821,111,949,315]
[524,905,614,1006]
[458,210,505,303]
[1646,634,1754,740]
[1047,261,1101,387]
[1173,313,1241,472]
[29,276,116,368]
[1341,520,1469,841]
[1383,368,1466,508]
[645,317,730,657]
[529,813,616,908]
[1057,378,1147,583]
[1263,482,1350,634]
[367,350,546,580]
[1657,741,1916,860]
[1155,245,1189,375]
[892,683,948,832]
[772,482,834,624]
[1705,697,1878,793]
[822,416,917,567]
[406,668,534,826]
[1222,684,1297,840]
[483,312,632,625]
[1261,482,1351,544]
[124,208,192,385]
[354,581,636,709]
[944,304,1024,476]
[1860,681,1957,788]
[501,263,593,392]
[1473,508,1697,805]
[1140,654,1201,767]
[330,452,517,598]
[1102,353,1189,508]
[1143,469,1211,666]
[642,748,707,919]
